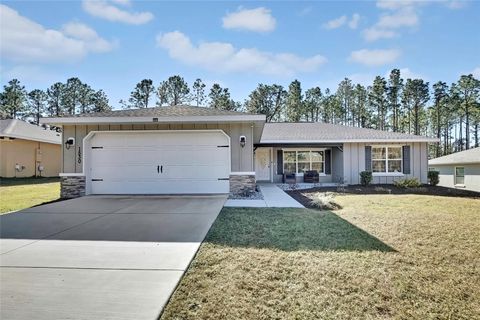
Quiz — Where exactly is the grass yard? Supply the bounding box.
[161,195,480,320]
[0,178,60,214]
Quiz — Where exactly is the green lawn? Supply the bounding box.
[0,178,60,214]
[161,194,480,320]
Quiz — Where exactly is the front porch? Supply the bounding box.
[254,146,344,184]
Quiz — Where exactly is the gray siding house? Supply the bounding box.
[429,147,480,192]
[256,122,436,185]
[41,105,438,198]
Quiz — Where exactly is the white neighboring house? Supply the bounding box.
[429,147,480,192]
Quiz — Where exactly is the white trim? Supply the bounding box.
[371,145,403,174]
[372,173,404,177]
[261,138,439,143]
[282,149,326,175]
[59,173,85,177]
[230,172,255,176]
[40,115,266,125]
[454,166,465,186]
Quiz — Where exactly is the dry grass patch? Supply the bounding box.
[161,195,480,320]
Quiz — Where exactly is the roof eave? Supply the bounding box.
[40,115,266,125]
[429,160,480,165]
[259,138,440,144]
[0,133,61,145]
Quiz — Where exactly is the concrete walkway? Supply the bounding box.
[0,195,226,320]
[224,184,304,208]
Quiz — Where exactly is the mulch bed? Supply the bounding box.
[286,184,480,209]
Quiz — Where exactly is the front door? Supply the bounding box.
[255,148,271,181]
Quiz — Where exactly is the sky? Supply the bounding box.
[1,0,479,109]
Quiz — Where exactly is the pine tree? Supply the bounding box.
[0,79,27,119]
[128,79,154,108]
[28,89,47,124]
[387,69,403,132]
[191,79,206,107]
[369,76,388,130]
[285,80,303,122]
[156,75,190,106]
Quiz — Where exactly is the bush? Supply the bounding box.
[428,171,440,186]
[309,193,341,210]
[360,171,373,186]
[394,178,422,188]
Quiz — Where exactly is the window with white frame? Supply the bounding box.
[283,150,324,174]
[371,146,402,173]
[455,167,464,185]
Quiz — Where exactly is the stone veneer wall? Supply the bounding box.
[230,173,256,194]
[61,175,86,199]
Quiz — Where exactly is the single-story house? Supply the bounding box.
[40,105,438,198]
[0,119,62,178]
[429,147,480,192]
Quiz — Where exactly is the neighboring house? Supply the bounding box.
[40,105,438,198]
[429,147,480,192]
[0,119,62,178]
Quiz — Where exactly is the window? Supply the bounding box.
[371,146,402,174]
[455,167,464,185]
[283,150,324,174]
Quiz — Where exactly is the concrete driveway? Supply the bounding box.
[0,195,226,320]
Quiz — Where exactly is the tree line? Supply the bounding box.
[1,71,479,157]
[0,77,111,125]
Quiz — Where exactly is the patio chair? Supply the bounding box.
[304,170,319,183]
[283,173,296,184]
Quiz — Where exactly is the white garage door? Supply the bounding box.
[87,131,230,194]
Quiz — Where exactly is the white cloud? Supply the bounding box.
[444,1,468,9]
[222,7,276,32]
[364,1,422,42]
[349,13,361,29]
[62,22,116,53]
[82,0,153,25]
[298,6,313,16]
[398,67,423,80]
[377,7,418,28]
[363,27,398,41]
[156,31,327,76]
[349,49,401,66]
[0,4,114,63]
[324,14,361,30]
[472,67,480,78]
[376,0,418,10]
[323,15,347,29]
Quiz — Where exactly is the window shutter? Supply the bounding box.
[365,146,372,171]
[324,149,331,174]
[277,150,283,175]
[402,145,411,174]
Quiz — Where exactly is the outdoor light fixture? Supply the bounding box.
[239,135,246,148]
[65,137,75,150]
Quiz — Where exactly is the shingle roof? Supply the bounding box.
[259,122,438,143]
[0,119,61,144]
[429,147,480,165]
[67,105,256,118]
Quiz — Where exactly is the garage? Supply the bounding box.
[84,130,231,195]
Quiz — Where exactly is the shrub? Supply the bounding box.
[359,171,373,186]
[309,193,341,210]
[428,171,440,186]
[394,178,422,188]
